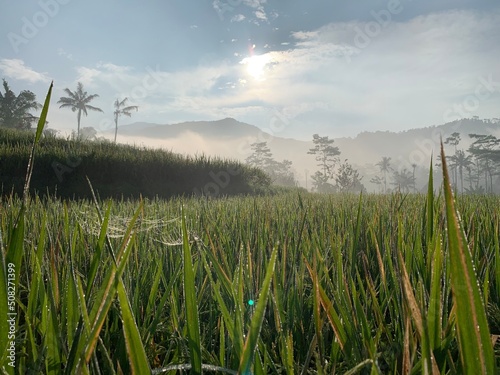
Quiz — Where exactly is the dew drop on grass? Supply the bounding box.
[248,299,254,306]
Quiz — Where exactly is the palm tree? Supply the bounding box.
[411,163,417,192]
[450,150,474,194]
[391,168,415,193]
[0,79,41,129]
[113,98,138,143]
[57,82,103,138]
[376,157,392,193]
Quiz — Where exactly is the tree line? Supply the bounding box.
[0,79,137,142]
[246,134,365,193]
[247,129,500,194]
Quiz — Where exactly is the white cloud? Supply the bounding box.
[231,14,245,22]
[242,0,266,8]
[75,66,102,86]
[254,9,267,21]
[0,59,50,83]
[273,9,500,132]
[62,9,500,138]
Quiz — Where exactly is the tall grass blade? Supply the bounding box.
[116,281,151,374]
[426,157,434,242]
[182,206,202,374]
[23,81,53,201]
[79,204,142,369]
[304,258,347,351]
[238,246,278,375]
[427,236,443,352]
[397,249,439,374]
[439,141,495,374]
[0,82,52,372]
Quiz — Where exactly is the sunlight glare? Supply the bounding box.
[241,54,271,81]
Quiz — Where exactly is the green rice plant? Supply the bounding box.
[1,144,500,374]
[238,246,278,374]
[0,81,52,374]
[181,206,202,374]
[440,141,495,374]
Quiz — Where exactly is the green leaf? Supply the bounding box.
[181,206,202,374]
[116,281,151,374]
[238,246,278,375]
[427,235,443,351]
[304,258,347,351]
[24,81,53,200]
[440,141,495,374]
[426,157,434,242]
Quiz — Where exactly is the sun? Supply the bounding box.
[241,54,271,81]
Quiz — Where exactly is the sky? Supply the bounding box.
[0,0,499,140]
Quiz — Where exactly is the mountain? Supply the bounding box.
[117,118,264,139]
[110,117,500,191]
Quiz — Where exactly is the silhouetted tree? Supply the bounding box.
[411,163,417,192]
[269,159,297,187]
[449,150,473,194]
[444,132,461,189]
[336,159,364,193]
[58,82,103,138]
[311,171,334,193]
[376,157,392,193]
[246,142,273,170]
[370,175,383,193]
[0,79,41,129]
[308,134,340,191]
[468,134,500,193]
[391,168,415,193]
[246,142,297,186]
[113,97,138,143]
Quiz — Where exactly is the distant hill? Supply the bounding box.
[117,118,264,139]
[111,117,500,191]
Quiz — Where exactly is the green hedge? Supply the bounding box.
[0,127,271,199]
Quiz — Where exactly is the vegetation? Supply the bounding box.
[0,79,41,130]
[246,142,297,187]
[1,178,499,373]
[307,134,365,193]
[57,82,104,138]
[0,127,272,199]
[113,97,138,143]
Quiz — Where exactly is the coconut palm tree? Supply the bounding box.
[376,156,392,193]
[391,168,415,193]
[0,79,41,129]
[450,150,474,194]
[57,82,103,138]
[113,97,138,143]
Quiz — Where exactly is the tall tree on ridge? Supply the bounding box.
[113,97,138,143]
[58,82,103,138]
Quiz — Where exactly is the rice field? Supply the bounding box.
[1,83,499,374]
[1,184,499,374]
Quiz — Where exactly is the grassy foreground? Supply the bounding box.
[0,190,499,373]
[0,84,499,374]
